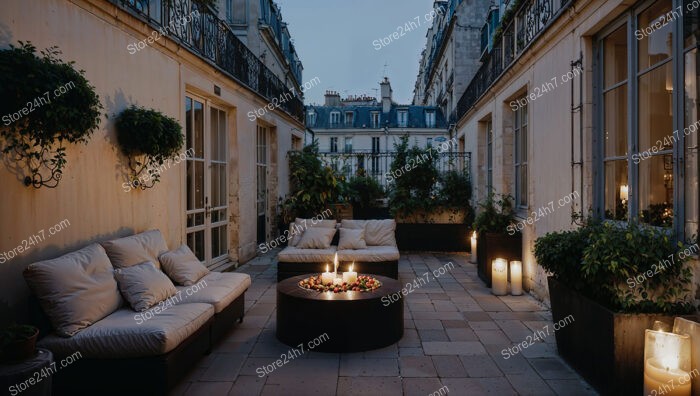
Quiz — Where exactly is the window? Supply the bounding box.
[372,137,380,152]
[595,0,697,235]
[330,137,338,153]
[371,112,381,128]
[487,120,493,193]
[307,110,316,127]
[371,137,380,175]
[330,111,340,126]
[425,110,436,128]
[344,137,353,153]
[226,0,247,24]
[345,111,354,127]
[397,110,408,127]
[427,138,433,147]
[514,103,528,209]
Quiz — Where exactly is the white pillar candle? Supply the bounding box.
[673,317,700,396]
[333,277,343,286]
[491,258,508,296]
[342,263,357,284]
[470,231,478,264]
[509,261,523,296]
[321,265,334,285]
[644,358,691,396]
[643,329,692,396]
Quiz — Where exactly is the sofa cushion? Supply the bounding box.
[159,244,210,286]
[114,262,178,312]
[338,228,367,250]
[341,219,397,247]
[101,230,169,269]
[296,227,336,249]
[37,303,214,358]
[337,246,400,262]
[278,246,337,263]
[288,218,337,247]
[23,243,123,337]
[174,272,251,313]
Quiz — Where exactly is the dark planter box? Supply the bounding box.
[477,233,522,287]
[352,207,391,219]
[548,277,675,395]
[395,223,470,251]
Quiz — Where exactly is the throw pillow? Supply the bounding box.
[338,228,368,250]
[159,244,210,286]
[295,227,337,249]
[113,261,178,312]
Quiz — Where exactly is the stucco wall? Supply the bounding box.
[0,0,302,324]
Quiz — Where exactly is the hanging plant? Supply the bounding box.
[115,106,184,190]
[0,42,103,188]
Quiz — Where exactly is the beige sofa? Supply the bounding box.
[23,230,250,395]
[277,219,400,281]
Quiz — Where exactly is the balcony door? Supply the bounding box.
[185,95,229,269]
[256,125,268,245]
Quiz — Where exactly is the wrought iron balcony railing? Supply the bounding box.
[453,0,571,123]
[111,0,305,123]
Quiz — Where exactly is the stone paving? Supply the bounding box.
[172,252,598,396]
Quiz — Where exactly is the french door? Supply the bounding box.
[185,95,229,268]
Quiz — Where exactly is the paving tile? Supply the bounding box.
[459,355,503,378]
[363,344,398,358]
[484,344,537,375]
[200,353,247,381]
[228,376,266,396]
[399,356,438,377]
[529,358,579,380]
[475,329,511,345]
[412,311,464,320]
[462,311,492,321]
[418,329,450,342]
[431,356,468,378]
[445,327,478,341]
[400,347,425,356]
[441,319,468,328]
[337,377,403,396]
[401,378,446,396]
[183,382,233,396]
[547,379,599,395]
[414,319,444,330]
[398,329,422,348]
[422,341,486,356]
[339,357,399,376]
[468,321,500,331]
[506,373,556,395]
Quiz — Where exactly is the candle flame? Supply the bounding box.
[349,263,354,272]
[334,253,339,273]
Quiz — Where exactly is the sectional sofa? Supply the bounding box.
[277,219,400,281]
[23,230,250,395]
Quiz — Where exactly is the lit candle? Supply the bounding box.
[509,261,523,296]
[321,265,334,285]
[491,258,508,296]
[643,329,692,396]
[620,185,629,202]
[343,263,357,284]
[673,317,700,396]
[470,231,478,264]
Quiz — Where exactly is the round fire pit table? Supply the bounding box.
[276,274,404,352]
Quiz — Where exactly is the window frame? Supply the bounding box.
[344,136,353,153]
[345,111,354,127]
[371,112,381,128]
[593,0,690,238]
[330,137,338,153]
[330,111,340,126]
[514,103,528,210]
[425,110,436,128]
[397,110,408,127]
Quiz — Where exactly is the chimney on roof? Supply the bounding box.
[324,90,341,107]
[380,77,392,114]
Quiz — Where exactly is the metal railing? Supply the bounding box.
[110,0,305,123]
[317,151,471,190]
[451,0,571,123]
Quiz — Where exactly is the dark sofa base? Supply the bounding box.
[278,261,398,281]
[50,293,246,396]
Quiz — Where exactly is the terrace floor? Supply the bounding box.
[171,251,598,396]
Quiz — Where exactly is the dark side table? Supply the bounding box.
[0,348,53,396]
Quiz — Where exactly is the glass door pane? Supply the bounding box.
[186,96,206,261]
[256,126,268,245]
[210,107,228,264]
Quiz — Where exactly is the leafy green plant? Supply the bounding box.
[473,193,517,235]
[534,220,695,314]
[346,175,384,209]
[280,141,339,222]
[0,42,103,188]
[0,324,37,350]
[115,106,184,190]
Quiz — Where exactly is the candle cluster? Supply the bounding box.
[491,258,523,296]
[643,317,700,396]
[298,274,381,293]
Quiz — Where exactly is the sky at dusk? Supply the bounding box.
[275,0,436,105]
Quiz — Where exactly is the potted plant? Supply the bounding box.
[534,220,695,395]
[472,193,521,286]
[0,324,39,362]
[388,137,474,251]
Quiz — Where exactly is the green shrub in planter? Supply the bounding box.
[472,193,517,235]
[346,174,384,209]
[115,106,184,190]
[534,220,694,314]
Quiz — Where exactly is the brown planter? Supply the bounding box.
[548,277,676,395]
[1,327,39,362]
[477,232,522,287]
[395,209,471,252]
